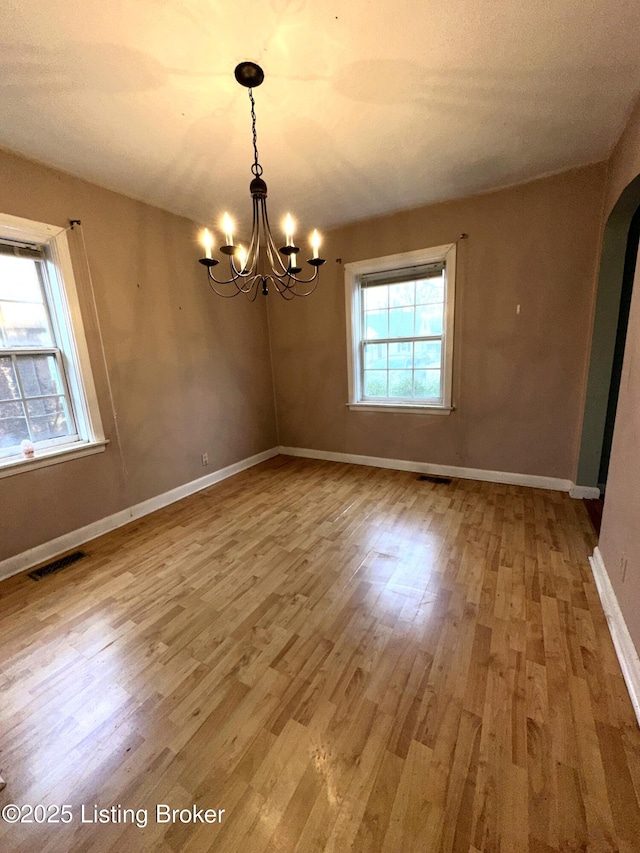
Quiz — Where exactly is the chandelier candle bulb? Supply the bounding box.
[222,213,234,246]
[290,249,302,272]
[237,245,247,271]
[311,229,321,259]
[202,228,214,260]
[284,214,295,247]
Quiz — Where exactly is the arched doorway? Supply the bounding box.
[577,175,640,498]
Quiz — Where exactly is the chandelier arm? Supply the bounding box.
[230,270,262,293]
[207,261,248,288]
[280,265,320,286]
[206,277,244,297]
[271,275,301,296]
[206,265,243,287]
[269,276,297,300]
[293,278,320,297]
[274,274,320,298]
[258,198,323,286]
[268,259,320,288]
[259,198,278,272]
[260,197,290,276]
[245,279,260,302]
[206,261,260,294]
[207,271,264,298]
[272,282,294,298]
[227,200,259,281]
[230,255,253,281]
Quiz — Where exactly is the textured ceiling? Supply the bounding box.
[2,0,640,243]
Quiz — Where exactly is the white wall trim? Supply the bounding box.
[0,447,279,584]
[589,547,640,727]
[0,211,107,454]
[0,439,108,479]
[569,485,601,499]
[1,444,601,587]
[278,445,576,492]
[344,243,456,411]
[346,403,453,416]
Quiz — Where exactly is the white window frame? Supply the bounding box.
[345,244,456,414]
[0,213,107,477]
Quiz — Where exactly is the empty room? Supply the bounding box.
[2,2,640,851]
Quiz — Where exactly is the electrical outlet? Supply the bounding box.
[621,552,628,583]
[201,453,209,466]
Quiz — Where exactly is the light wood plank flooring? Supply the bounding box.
[1,456,639,852]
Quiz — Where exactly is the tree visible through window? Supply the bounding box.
[362,271,445,400]
[345,244,456,411]
[0,252,76,451]
[0,213,105,471]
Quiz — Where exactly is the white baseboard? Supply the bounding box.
[589,547,640,727]
[570,485,601,499]
[278,445,576,493]
[0,444,599,586]
[0,447,279,584]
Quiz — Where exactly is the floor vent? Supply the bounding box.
[28,550,87,581]
[418,474,452,485]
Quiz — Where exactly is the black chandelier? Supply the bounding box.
[199,62,325,299]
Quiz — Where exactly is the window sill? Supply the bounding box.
[0,439,109,479]
[347,403,453,415]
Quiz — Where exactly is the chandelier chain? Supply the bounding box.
[248,88,263,178]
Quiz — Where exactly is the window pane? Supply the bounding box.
[414,369,441,398]
[363,371,387,397]
[388,370,412,397]
[0,216,106,460]
[389,281,415,307]
[388,341,412,368]
[364,285,388,310]
[26,396,72,440]
[416,275,444,304]
[415,303,444,336]
[352,250,453,411]
[364,342,387,369]
[0,400,28,448]
[364,310,388,339]
[0,300,52,347]
[16,354,64,397]
[0,356,20,400]
[0,255,43,302]
[414,340,441,369]
[389,307,414,338]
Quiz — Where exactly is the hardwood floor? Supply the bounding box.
[1,456,639,852]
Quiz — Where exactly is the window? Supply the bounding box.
[345,244,456,413]
[0,213,106,475]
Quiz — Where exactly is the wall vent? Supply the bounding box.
[28,550,87,581]
[418,474,452,485]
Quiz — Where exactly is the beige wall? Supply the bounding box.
[268,165,606,480]
[0,148,277,562]
[598,96,640,655]
[2,134,634,633]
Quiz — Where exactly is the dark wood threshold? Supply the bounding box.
[584,497,604,535]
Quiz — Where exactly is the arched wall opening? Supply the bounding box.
[576,173,640,492]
